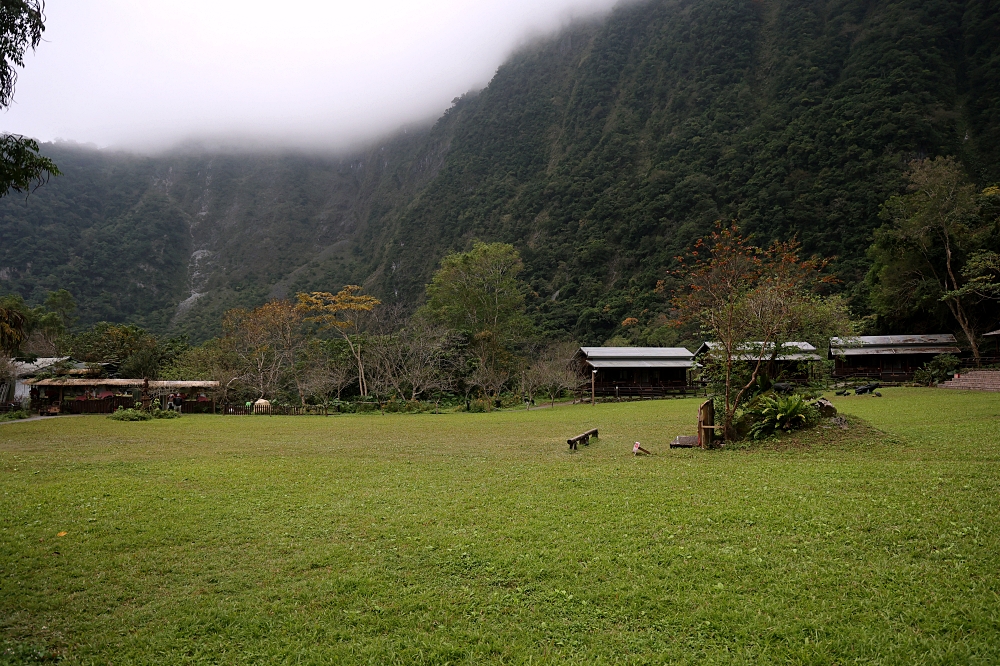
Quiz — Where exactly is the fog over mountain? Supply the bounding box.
[4,0,622,152]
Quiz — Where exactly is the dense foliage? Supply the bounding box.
[0,0,60,197]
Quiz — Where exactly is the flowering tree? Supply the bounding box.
[666,224,851,441]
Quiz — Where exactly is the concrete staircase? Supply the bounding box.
[939,370,1000,392]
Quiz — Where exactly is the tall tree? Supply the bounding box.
[422,242,531,404]
[868,157,999,357]
[669,225,852,442]
[296,286,381,397]
[0,0,59,196]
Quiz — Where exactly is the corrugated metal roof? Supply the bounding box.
[695,342,819,361]
[26,378,220,388]
[830,334,958,347]
[833,346,961,357]
[579,347,694,359]
[587,360,694,369]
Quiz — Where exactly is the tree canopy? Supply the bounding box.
[867,157,1000,357]
[0,0,58,196]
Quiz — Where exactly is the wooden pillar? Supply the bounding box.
[591,369,596,405]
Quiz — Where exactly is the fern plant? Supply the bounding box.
[747,394,816,440]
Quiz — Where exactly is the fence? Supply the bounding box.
[592,383,701,399]
[219,404,331,416]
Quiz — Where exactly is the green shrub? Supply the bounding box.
[151,408,180,419]
[108,407,152,421]
[913,354,961,386]
[746,394,818,440]
[0,409,30,422]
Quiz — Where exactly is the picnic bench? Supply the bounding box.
[567,428,599,451]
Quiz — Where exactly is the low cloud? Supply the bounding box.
[4,0,622,153]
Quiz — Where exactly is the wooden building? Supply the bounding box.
[575,347,695,397]
[26,378,220,414]
[694,341,822,381]
[829,335,961,381]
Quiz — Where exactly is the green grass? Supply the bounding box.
[1,389,999,664]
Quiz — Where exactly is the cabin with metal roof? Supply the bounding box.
[575,347,695,397]
[694,341,822,381]
[829,334,961,381]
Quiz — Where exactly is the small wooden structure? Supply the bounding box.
[697,399,721,448]
[567,428,598,451]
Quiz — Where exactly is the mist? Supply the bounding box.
[2,0,624,153]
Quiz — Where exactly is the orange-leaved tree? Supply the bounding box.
[665,224,851,442]
[296,286,380,398]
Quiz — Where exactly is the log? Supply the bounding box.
[567,428,599,450]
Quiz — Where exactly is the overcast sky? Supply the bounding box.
[2,0,622,153]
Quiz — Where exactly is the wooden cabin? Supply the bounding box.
[829,335,961,381]
[694,341,821,382]
[575,347,695,397]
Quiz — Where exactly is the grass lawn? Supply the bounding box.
[1,388,999,664]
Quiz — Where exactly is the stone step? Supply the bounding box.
[939,370,1000,391]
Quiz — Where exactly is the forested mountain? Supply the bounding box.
[2,0,998,343]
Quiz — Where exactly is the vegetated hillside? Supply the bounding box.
[2,0,998,342]
[0,119,459,339]
[374,0,1000,341]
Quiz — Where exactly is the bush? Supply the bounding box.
[151,408,180,419]
[746,394,818,440]
[108,407,152,421]
[0,409,30,422]
[913,354,961,386]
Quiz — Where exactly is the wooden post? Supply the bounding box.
[697,399,716,448]
[591,369,596,406]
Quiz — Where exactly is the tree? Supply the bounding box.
[524,342,581,407]
[946,250,1000,302]
[0,303,26,355]
[0,291,67,355]
[67,322,156,365]
[222,300,304,400]
[868,158,998,358]
[296,286,380,397]
[424,241,530,342]
[668,224,852,442]
[423,242,531,405]
[367,318,454,404]
[43,289,76,330]
[0,1,59,196]
[296,339,356,405]
[163,338,246,404]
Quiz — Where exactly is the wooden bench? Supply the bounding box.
[568,428,598,450]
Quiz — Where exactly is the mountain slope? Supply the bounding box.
[2,0,998,343]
